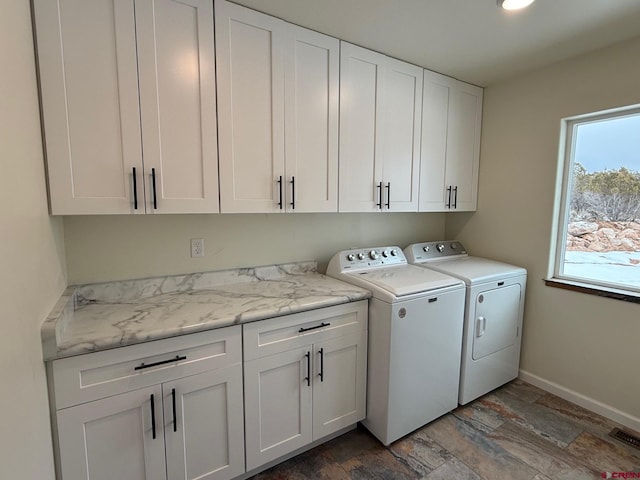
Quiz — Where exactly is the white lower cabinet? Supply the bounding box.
[50,302,368,480]
[243,301,368,472]
[51,327,244,480]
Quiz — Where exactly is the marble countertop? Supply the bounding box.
[41,262,371,361]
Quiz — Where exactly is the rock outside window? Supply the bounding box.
[549,105,640,300]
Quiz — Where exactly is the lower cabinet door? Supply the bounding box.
[163,365,245,480]
[312,331,367,439]
[56,385,167,480]
[244,346,313,471]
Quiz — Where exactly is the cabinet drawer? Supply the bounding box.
[52,326,241,409]
[243,301,367,361]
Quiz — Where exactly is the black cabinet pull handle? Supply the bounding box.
[290,176,295,210]
[453,186,458,209]
[304,351,311,386]
[319,348,324,382]
[428,297,438,303]
[172,388,177,432]
[298,322,330,333]
[446,186,452,208]
[385,182,390,209]
[150,394,156,439]
[134,355,186,371]
[277,176,283,209]
[132,167,138,210]
[376,181,383,209]
[151,168,158,209]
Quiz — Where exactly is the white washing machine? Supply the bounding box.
[327,246,465,445]
[405,241,527,405]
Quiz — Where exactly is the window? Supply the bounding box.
[550,106,640,298]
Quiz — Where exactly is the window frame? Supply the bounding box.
[549,105,640,300]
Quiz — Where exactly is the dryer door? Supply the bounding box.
[472,284,521,360]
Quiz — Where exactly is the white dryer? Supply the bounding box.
[405,241,527,405]
[327,246,465,445]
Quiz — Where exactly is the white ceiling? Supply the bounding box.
[229,0,640,86]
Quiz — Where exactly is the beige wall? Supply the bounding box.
[446,35,640,422]
[0,1,67,478]
[64,212,445,284]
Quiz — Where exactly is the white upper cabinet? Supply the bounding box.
[33,0,219,215]
[136,0,219,214]
[339,42,422,213]
[284,26,340,213]
[419,70,483,212]
[216,0,339,213]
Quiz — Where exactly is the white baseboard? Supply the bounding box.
[519,369,640,433]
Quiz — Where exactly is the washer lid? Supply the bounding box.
[348,264,462,297]
[422,257,527,285]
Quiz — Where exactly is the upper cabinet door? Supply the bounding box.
[34,0,143,215]
[445,80,483,211]
[419,71,483,212]
[215,0,286,213]
[339,42,385,213]
[135,0,219,214]
[284,26,339,213]
[419,70,451,211]
[381,57,422,212]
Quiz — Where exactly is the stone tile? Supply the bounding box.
[484,390,584,447]
[532,475,553,480]
[500,379,547,403]
[535,393,623,438]
[389,428,453,476]
[453,401,506,431]
[421,414,539,480]
[323,426,381,464]
[566,431,640,473]
[423,457,483,480]
[487,419,599,479]
[341,446,420,480]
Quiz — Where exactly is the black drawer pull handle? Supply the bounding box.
[172,388,177,432]
[385,182,390,209]
[290,176,295,210]
[428,297,438,303]
[304,351,311,386]
[132,167,138,210]
[151,167,158,209]
[135,355,186,371]
[498,281,505,286]
[319,347,324,382]
[150,394,156,439]
[298,322,330,333]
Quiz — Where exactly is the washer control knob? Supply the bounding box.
[369,250,379,260]
[423,246,430,252]
[382,250,389,258]
[357,252,365,260]
[437,244,445,253]
[451,243,458,250]
[347,253,355,261]
[390,249,397,256]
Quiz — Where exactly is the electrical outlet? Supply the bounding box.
[191,238,204,258]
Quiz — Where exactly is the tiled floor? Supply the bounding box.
[250,380,640,479]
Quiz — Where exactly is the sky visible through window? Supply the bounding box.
[574,114,640,173]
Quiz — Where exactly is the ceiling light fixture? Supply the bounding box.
[498,0,535,10]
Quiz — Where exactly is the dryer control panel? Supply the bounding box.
[327,246,407,272]
[405,241,468,263]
